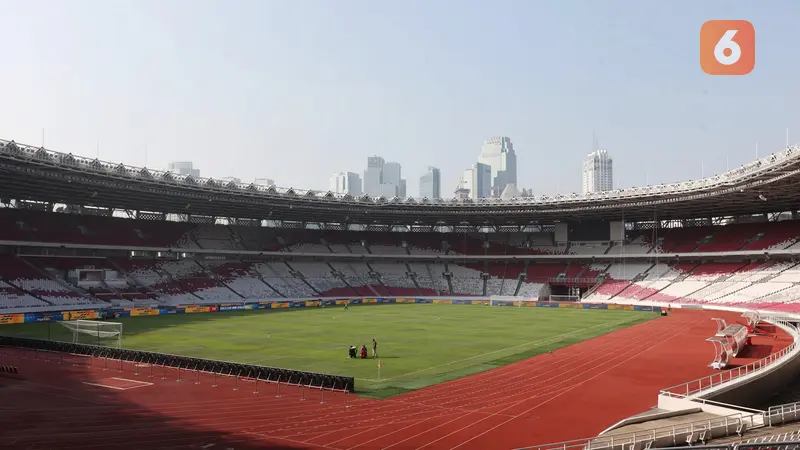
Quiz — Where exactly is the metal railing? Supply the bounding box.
[516,400,800,450]
[515,411,764,450]
[660,321,799,399]
[767,401,800,426]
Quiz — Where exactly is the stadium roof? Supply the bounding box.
[2,138,800,226]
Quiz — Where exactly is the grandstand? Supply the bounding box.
[5,207,800,310]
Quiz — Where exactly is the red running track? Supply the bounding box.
[0,310,791,450]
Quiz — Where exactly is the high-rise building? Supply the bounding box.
[471,162,492,199]
[330,172,363,196]
[582,149,613,193]
[477,137,517,197]
[362,156,406,197]
[382,161,402,197]
[364,156,385,196]
[167,161,200,178]
[419,166,441,199]
[455,169,473,199]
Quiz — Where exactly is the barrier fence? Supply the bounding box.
[0,345,353,406]
[0,336,354,393]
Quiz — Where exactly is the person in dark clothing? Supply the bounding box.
[349,345,357,359]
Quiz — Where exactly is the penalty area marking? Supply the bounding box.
[82,377,153,391]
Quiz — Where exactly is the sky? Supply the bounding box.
[0,0,798,198]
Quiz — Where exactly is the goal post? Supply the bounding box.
[59,319,123,348]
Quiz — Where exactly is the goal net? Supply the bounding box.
[59,319,123,348]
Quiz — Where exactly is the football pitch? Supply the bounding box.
[1,304,657,398]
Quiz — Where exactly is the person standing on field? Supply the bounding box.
[372,338,378,358]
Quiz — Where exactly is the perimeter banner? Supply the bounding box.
[607,304,635,311]
[634,305,662,312]
[582,303,608,310]
[0,314,23,325]
[63,310,99,320]
[472,300,490,306]
[395,298,415,304]
[182,305,211,314]
[433,300,452,305]
[558,303,582,309]
[271,302,290,309]
[362,298,378,304]
[219,305,252,311]
[128,308,160,317]
[536,302,560,308]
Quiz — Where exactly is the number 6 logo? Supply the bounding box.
[701,20,755,75]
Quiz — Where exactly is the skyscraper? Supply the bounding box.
[330,172,362,196]
[364,156,385,196]
[382,161,402,197]
[471,162,492,199]
[363,157,407,197]
[582,149,613,193]
[455,168,473,199]
[477,137,517,197]
[419,166,441,199]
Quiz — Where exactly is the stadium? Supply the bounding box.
[2,136,800,450]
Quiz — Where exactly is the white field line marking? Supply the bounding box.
[376,317,640,382]
[111,377,153,387]
[82,378,154,391]
[81,382,127,391]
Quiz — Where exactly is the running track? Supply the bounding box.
[0,310,791,450]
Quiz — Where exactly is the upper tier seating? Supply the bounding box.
[4,209,800,256]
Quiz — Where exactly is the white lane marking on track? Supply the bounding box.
[434,317,706,450]
[344,319,681,450]
[377,317,641,381]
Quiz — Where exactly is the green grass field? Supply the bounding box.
[0,304,656,398]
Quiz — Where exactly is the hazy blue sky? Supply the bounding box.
[1,0,797,197]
